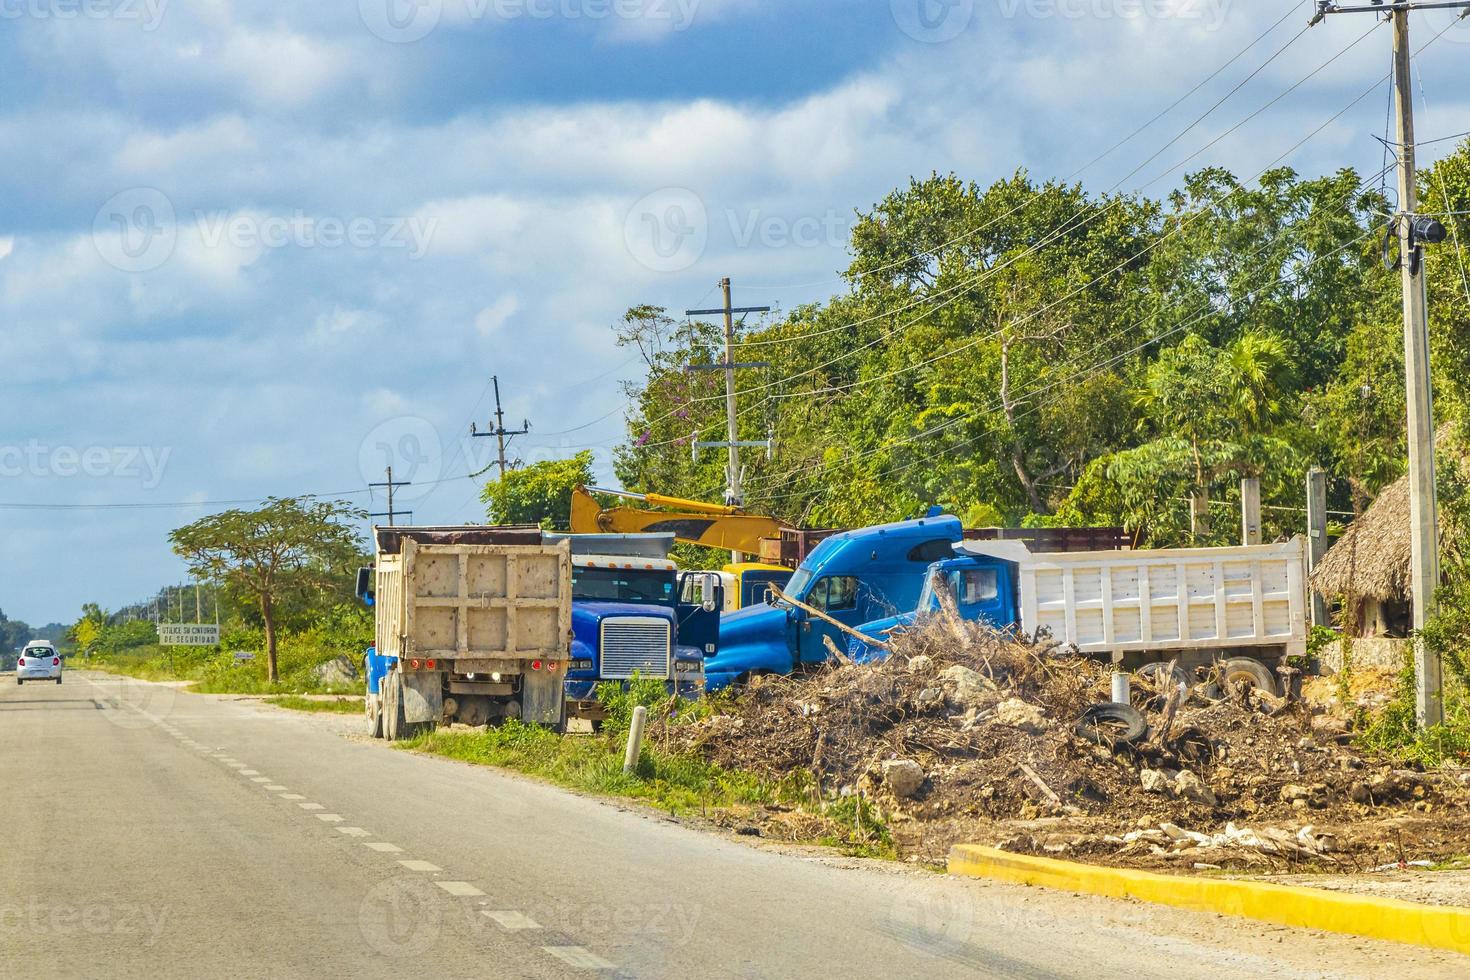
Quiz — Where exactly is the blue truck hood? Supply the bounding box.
[717,601,783,645]
[705,601,790,681]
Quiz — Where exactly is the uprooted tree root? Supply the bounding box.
[656,615,1470,872]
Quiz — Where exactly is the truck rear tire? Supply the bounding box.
[383,673,406,741]
[1137,661,1190,696]
[1220,657,1278,698]
[365,692,383,739]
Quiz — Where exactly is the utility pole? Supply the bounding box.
[1310,1,1468,726]
[687,279,773,562]
[471,376,531,482]
[1307,468,1330,628]
[369,465,413,527]
[1240,478,1262,547]
[1392,8,1442,727]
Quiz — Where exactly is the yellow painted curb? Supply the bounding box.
[948,844,1470,957]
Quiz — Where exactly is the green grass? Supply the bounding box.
[406,721,896,859]
[85,644,360,696]
[1355,666,1470,769]
[264,695,364,714]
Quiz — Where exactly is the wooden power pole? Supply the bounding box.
[1310,0,1470,725]
[471,376,531,482]
[686,279,773,563]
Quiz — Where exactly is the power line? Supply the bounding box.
[743,199,1390,508]
[630,18,1381,443]
[732,1,1307,294]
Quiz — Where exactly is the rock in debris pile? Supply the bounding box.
[661,613,1470,870]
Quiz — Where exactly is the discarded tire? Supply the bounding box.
[1074,703,1148,745]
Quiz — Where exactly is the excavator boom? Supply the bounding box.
[571,486,787,555]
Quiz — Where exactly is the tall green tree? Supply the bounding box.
[169,498,364,682]
[481,451,597,529]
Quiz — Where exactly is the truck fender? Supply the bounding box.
[401,670,443,725]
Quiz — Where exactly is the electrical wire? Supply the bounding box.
[629,17,1381,444]
[745,221,1386,508]
[732,1,1308,294]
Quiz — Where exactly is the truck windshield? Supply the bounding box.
[572,567,676,606]
[783,567,813,603]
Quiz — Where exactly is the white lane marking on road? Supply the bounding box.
[484,911,541,931]
[250,777,272,783]
[264,784,287,791]
[239,769,260,776]
[543,947,616,970]
[280,794,305,800]
[398,860,441,872]
[298,803,325,811]
[435,882,484,897]
[364,842,402,852]
[335,827,372,837]
[315,814,344,823]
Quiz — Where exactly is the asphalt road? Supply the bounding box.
[4,671,1468,979]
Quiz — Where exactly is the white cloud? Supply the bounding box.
[474,293,521,335]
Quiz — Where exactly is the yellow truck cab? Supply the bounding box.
[717,563,794,611]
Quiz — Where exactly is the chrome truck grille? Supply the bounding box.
[599,617,672,680]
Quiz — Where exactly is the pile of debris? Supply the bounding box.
[660,615,1470,871]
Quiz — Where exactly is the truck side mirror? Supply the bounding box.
[700,572,720,613]
[355,566,375,606]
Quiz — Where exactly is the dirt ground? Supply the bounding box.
[657,616,1470,884]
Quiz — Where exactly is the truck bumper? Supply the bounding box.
[674,672,706,699]
[704,670,738,693]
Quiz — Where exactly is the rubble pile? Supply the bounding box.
[661,615,1470,871]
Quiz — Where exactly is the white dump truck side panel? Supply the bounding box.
[376,553,407,660]
[1019,537,1307,656]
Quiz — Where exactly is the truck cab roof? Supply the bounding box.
[573,555,678,572]
[543,532,676,560]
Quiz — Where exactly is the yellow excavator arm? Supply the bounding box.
[571,486,788,555]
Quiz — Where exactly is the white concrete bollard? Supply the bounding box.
[1111,672,1131,705]
[623,705,648,775]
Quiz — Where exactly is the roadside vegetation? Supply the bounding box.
[264,695,364,714]
[80,605,370,695]
[408,677,895,859]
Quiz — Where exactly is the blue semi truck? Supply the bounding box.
[548,533,721,720]
[703,514,964,691]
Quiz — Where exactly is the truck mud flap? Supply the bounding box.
[401,671,443,725]
[521,670,562,725]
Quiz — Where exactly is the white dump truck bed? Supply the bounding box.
[373,528,573,729]
[1016,537,1308,658]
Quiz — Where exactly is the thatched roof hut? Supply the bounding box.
[1310,475,1417,604]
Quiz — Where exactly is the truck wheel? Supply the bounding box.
[1220,657,1278,698]
[365,692,383,739]
[1137,662,1190,697]
[383,673,405,741]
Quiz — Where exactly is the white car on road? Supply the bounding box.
[16,642,62,685]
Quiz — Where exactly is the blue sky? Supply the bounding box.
[2,0,1468,625]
